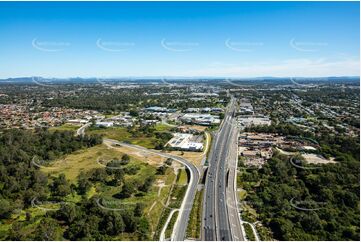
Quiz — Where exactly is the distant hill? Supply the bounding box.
[0,76,359,84]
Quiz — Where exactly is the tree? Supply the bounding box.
[129,110,139,117]
[139,176,155,192]
[102,212,125,236]
[121,154,130,164]
[33,218,62,240]
[55,184,71,197]
[134,203,145,217]
[89,168,107,182]
[77,172,92,195]
[56,203,77,224]
[111,169,125,186]
[299,213,322,232]
[51,174,71,197]
[115,182,135,199]
[165,158,173,166]
[136,217,150,240]
[123,165,140,175]
[156,165,167,175]
[0,198,15,219]
[7,221,25,240]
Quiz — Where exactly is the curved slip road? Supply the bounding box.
[103,138,200,241]
[76,122,91,136]
[160,209,179,241]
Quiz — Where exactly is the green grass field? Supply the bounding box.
[87,124,173,149]
[177,169,188,186]
[42,144,133,181]
[49,123,80,132]
[154,124,173,132]
[87,126,158,149]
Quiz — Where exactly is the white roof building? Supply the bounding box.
[181,113,220,126]
[186,108,200,113]
[67,119,88,124]
[167,133,203,151]
[238,116,271,127]
[95,121,114,127]
[201,107,212,113]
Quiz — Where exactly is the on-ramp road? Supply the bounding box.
[103,138,200,241]
[76,122,91,136]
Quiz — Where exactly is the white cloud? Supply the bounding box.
[186,57,360,77]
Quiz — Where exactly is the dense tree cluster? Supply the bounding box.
[40,85,188,112]
[241,152,359,240]
[0,128,102,163]
[0,128,102,213]
[242,122,359,240]
[0,130,154,240]
[58,198,149,240]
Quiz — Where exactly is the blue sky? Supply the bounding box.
[0,1,359,78]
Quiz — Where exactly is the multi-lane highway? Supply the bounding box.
[226,118,245,241]
[202,97,244,241]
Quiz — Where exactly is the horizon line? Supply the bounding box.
[1,75,360,80]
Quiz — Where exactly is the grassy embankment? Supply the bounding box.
[186,189,204,239]
[154,169,188,240]
[244,223,256,241]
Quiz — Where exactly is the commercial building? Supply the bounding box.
[180,113,220,126]
[211,107,224,113]
[144,106,176,113]
[166,133,204,151]
[185,108,200,113]
[95,121,114,127]
[191,92,219,97]
[185,107,224,113]
[238,115,271,127]
[67,119,88,125]
[238,99,254,115]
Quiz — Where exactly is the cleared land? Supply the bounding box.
[87,127,157,149]
[87,124,173,149]
[301,153,337,164]
[88,125,209,167]
[103,140,166,166]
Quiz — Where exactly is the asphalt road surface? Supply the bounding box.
[226,119,244,241]
[76,122,91,136]
[202,98,244,241]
